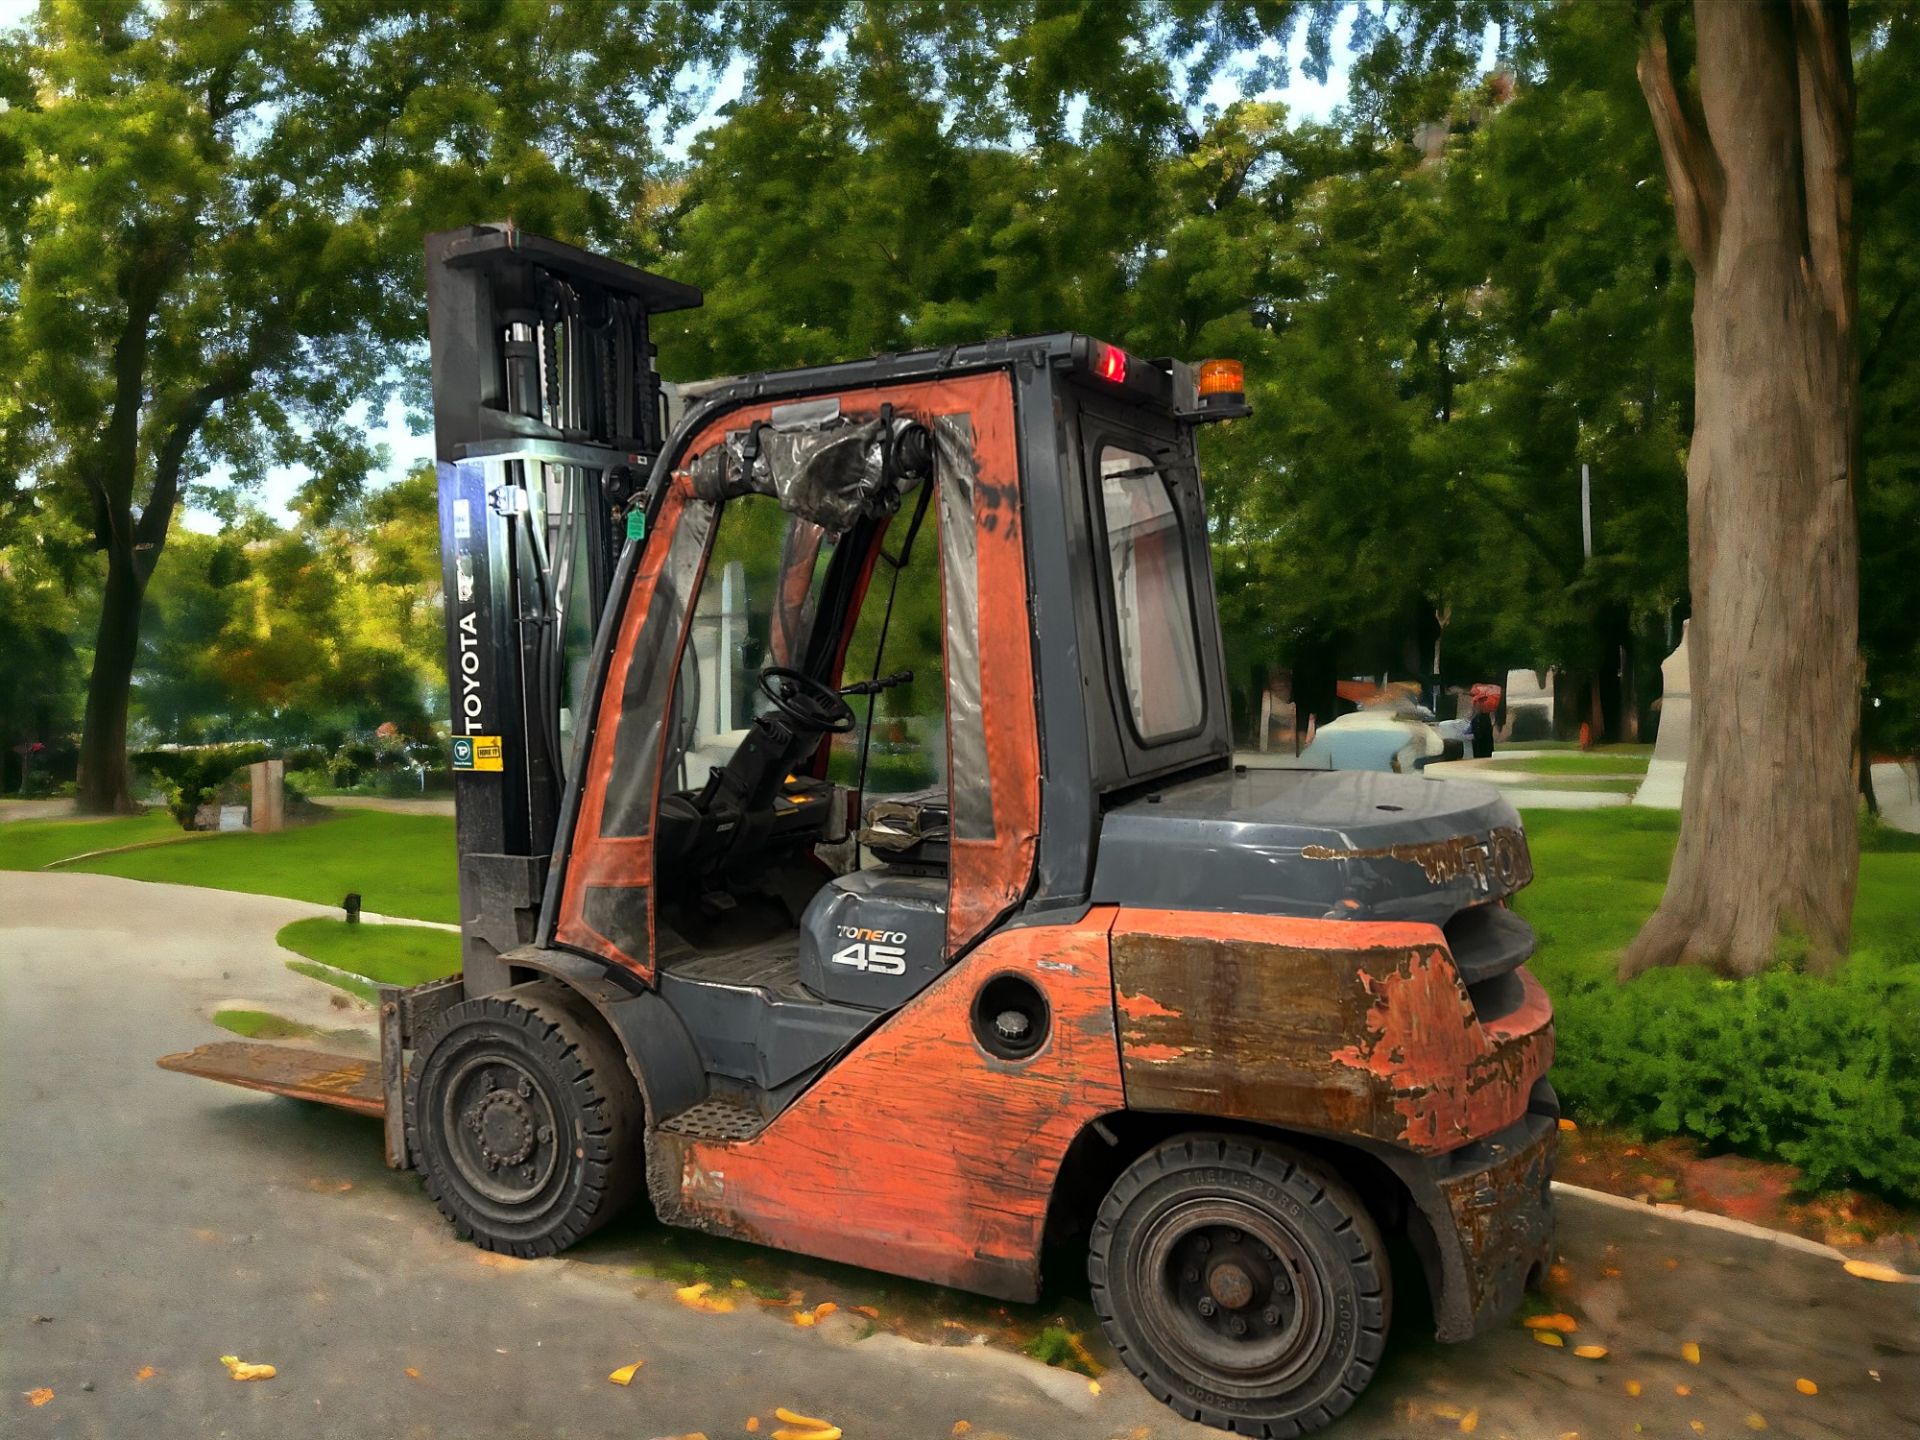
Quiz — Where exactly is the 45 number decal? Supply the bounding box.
[832,925,908,976]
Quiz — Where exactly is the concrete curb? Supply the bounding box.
[1553,1181,1852,1262]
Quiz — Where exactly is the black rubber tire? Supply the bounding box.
[407,983,644,1256]
[1089,1135,1391,1438]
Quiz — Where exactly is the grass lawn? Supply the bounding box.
[1517,807,1920,1202]
[1508,778,1643,794]
[52,808,459,922]
[0,810,189,869]
[1518,740,1655,756]
[1489,752,1650,776]
[278,917,462,1001]
[211,1007,323,1041]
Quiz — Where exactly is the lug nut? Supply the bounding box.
[1197,1298,1217,1318]
[1263,1306,1282,1326]
[1183,1267,1200,1283]
[1230,1316,1247,1335]
[1195,1237,1211,1253]
[1225,1229,1241,1243]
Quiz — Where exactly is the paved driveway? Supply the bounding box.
[4,872,1916,1439]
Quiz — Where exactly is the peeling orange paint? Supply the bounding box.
[1116,990,1183,1021]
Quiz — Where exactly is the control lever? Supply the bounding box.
[839,669,914,697]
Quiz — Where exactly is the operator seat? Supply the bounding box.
[857,787,950,868]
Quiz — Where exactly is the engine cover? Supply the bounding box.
[797,870,947,1011]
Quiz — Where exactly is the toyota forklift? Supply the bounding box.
[161,223,1557,1437]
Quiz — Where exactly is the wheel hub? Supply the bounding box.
[440,1054,563,1211]
[1207,1260,1255,1310]
[1132,1198,1334,1400]
[470,1090,536,1168]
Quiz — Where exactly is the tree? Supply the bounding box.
[1620,0,1861,977]
[0,0,731,812]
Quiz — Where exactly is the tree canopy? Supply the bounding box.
[0,1,1914,904]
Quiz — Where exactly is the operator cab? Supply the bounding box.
[641,406,956,1104]
[549,337,1242,1123]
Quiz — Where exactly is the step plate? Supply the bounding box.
[157,1041,385,1116]
[661,1097,767,1142]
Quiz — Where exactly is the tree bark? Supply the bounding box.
[75,549,146,814]
[1624,0,1860,978]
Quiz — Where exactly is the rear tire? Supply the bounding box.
[1089,1134,1391,1438]
[408,984,643,1256]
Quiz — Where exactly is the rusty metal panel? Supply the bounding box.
[157,1042,385,1117]
[649,911,1123,1302]
[1110,908,1553,1155]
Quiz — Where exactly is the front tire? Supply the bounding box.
[1089,1135,1391,1438]
[408,984,643,1256]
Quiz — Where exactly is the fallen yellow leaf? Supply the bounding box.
[1533,1331,1566,1347]
[792,1312,817,1327]
[473,1251,528,1271]
[1681,1341,1702,1365]
[404,1367,420,1379]
[607,1360,644,1386]
[951,1423,972,1437]
[1842,1259,1913,1284]
[746,1421,760,1434]
[1558,1117,1578,1132]
[1088,1380,1101,1395]
[1795,1378,1818,1395]
[774,1408,833,1429]
[1747,1414,1769,1430]
[772,1431,840,1440]
[730,1278,748,1289]
[1459,1409,1479,1434]
[811,1302,838,1320]
[1432,1402,1465,1419]
[1676,1384,1692,1397]
[218,1355,276,1382]
[1525,1313,1579,1333]
[1690,1423,1705,1435]
[675,1282,736,1315]
[134,1366,157,1382]
[1574,1345,1610,1360]
[24,1388,53,1407]
[1067,1332,1105,1377]
[1601,1266,1623,1278]
[1624,1380,1642,1397]
[851,1305,880,1320]
[1549,1263,1573,1286]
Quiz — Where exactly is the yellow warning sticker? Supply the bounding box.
[452,735,504,772]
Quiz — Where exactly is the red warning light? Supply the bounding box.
[1093,341,1128,384]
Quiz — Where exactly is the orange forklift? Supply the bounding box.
[162,224,1557,1437]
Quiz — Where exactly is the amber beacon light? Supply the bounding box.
[1197,358,1244,398]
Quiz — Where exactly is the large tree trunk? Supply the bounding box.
[1624,0,1860,977]
[75,548,145,814]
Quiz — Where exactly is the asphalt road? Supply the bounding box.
[4,871,1916,1440]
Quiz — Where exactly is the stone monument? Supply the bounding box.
[1634,621,1689,808]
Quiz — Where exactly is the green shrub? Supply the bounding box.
[1548,946,1920,1199]
[134,743,269,829]
[1516,806,1920,1203]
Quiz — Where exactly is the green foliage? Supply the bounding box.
[1517,808,1920,1201]
[133,742,269,829]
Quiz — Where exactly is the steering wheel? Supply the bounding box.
[758,666,857,735]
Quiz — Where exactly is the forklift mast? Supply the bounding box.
[424,224,702,988]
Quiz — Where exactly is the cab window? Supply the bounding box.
[1098,445,1204,740]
